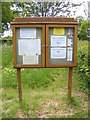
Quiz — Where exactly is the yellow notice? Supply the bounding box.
[53,28,65,35]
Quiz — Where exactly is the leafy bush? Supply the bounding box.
[78,20,88,40]
[0,36,12,45]
[75,40,89,95]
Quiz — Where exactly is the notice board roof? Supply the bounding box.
[11,17,78,25]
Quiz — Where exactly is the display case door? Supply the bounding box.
[46,25,77,68]
[13,25,45,68]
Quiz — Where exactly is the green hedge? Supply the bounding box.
[75,40,89,95]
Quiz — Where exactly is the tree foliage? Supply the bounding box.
[76,16,84,29]
[78,20,88,40]
[2,2,19,32]
[2,1,82,32]
[12,1,82,17]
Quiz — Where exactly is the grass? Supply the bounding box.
[1,40,89,118]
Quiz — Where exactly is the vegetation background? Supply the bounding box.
[0,1,89,119]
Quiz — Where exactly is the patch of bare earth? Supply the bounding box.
[73,91,88,110]
[38,100,77,118]
[16,110,27,118]
[2,99,13,114]
[0,88,3,95]
[2,108,10,114]
[73,91,88,98]
[2,99,13,104]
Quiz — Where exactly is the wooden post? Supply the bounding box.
[17,68,22,103]
[68,67,73,104]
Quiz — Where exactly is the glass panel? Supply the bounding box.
[15,28,42,66]
[49,27,74,64]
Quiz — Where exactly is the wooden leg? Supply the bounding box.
[17,68,22,103]
[68,67,73,104]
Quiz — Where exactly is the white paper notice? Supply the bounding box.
[51,48,66,59]
[67,47,73,61]
[18,39,41,56]
[51,35,66,47]
[68,39,73,46]
[29,39,41,55]
[20,28,36,38]
[18,40,29,55]
[23,55,38,64]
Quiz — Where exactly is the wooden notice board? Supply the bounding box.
[11,17,78,103]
